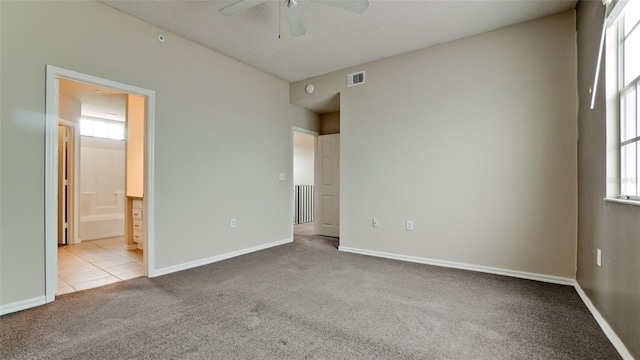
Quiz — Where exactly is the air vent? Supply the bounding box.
[347,71,365,87]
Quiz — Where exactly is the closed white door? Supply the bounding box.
[317,134,340,237]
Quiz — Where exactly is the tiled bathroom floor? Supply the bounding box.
[57,237,143,295]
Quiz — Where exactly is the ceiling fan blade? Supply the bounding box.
[285,1,306,36]
[316,0,369,14]
[219,0,268,16]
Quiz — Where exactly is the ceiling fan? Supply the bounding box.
[219,0,369,36]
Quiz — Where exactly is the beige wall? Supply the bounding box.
[576,1,640,357]
[0,2,3,295]
[321,111,340,135]
[292,11,578,278]
[58,93,80,123]
[126,94,144,198]
[0,1,319,307]
[293,132,314,185]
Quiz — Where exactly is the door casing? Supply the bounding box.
[291,127,319,236]
[45,65,157,302]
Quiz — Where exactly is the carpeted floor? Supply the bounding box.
[0,224,620,359]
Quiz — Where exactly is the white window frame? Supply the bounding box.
[618,5,640,200]
[80,116,126,141]
[603,0,640,206]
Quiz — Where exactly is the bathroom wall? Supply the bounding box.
[79,135,125,240]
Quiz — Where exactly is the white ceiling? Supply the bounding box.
[99,0,576,83]
[59,78,127,122]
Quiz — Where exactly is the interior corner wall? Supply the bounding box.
[576,1,640,357]
[291,11,578,278]
[0,1,319,308]
[126,94,144,198]
[320,112,340,135]
[59,93,80,123]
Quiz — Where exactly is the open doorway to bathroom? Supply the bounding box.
[45,65,155,303]
[54,78,145,295]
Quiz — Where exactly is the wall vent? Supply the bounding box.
[347,71,365,87]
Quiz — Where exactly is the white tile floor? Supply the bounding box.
[57,237,143,295]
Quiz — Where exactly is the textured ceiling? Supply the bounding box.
[99,0,576,83]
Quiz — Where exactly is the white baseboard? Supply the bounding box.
[338,246,634,359]
[338,246,575,285]
[2,241,633,360]
[151,238,293,277]
[0,296,47,316]
[574,283,635,360]
[81,232,125,241]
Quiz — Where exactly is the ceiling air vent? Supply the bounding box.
[347,71,365,87]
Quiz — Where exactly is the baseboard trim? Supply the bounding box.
[337,246,575,285]
[80,232,125,241]
[151,238,293,277]
[0,296,47,316]
[574,283,635,360]
[338,246,634,359]
[2,242,631,360]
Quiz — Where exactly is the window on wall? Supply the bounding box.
[619,0,640,199]
[80,117,125,141]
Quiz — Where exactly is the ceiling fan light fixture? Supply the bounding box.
[219,0,369,37]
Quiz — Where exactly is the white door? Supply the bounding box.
[317,134,340,237]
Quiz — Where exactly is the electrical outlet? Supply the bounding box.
[231,218,236,228]
[406,220,413,231]
[373,218,379,228]
[597,248,602,267]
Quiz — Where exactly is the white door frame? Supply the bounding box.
[45,65,156,302]
[291,127,319,236]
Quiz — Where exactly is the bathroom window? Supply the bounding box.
[80,117,125,141]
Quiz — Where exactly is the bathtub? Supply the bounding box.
[79,213,125,241]
[79,191,125,241]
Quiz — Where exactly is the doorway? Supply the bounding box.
[56,79,143,295]
[292,109,341,242]
[45,66,156,302]
[293,128,317,240]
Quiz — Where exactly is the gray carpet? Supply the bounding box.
[0,224,620,359]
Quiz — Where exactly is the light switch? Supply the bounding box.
[373,218,379,228]
[279,173,285,181]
